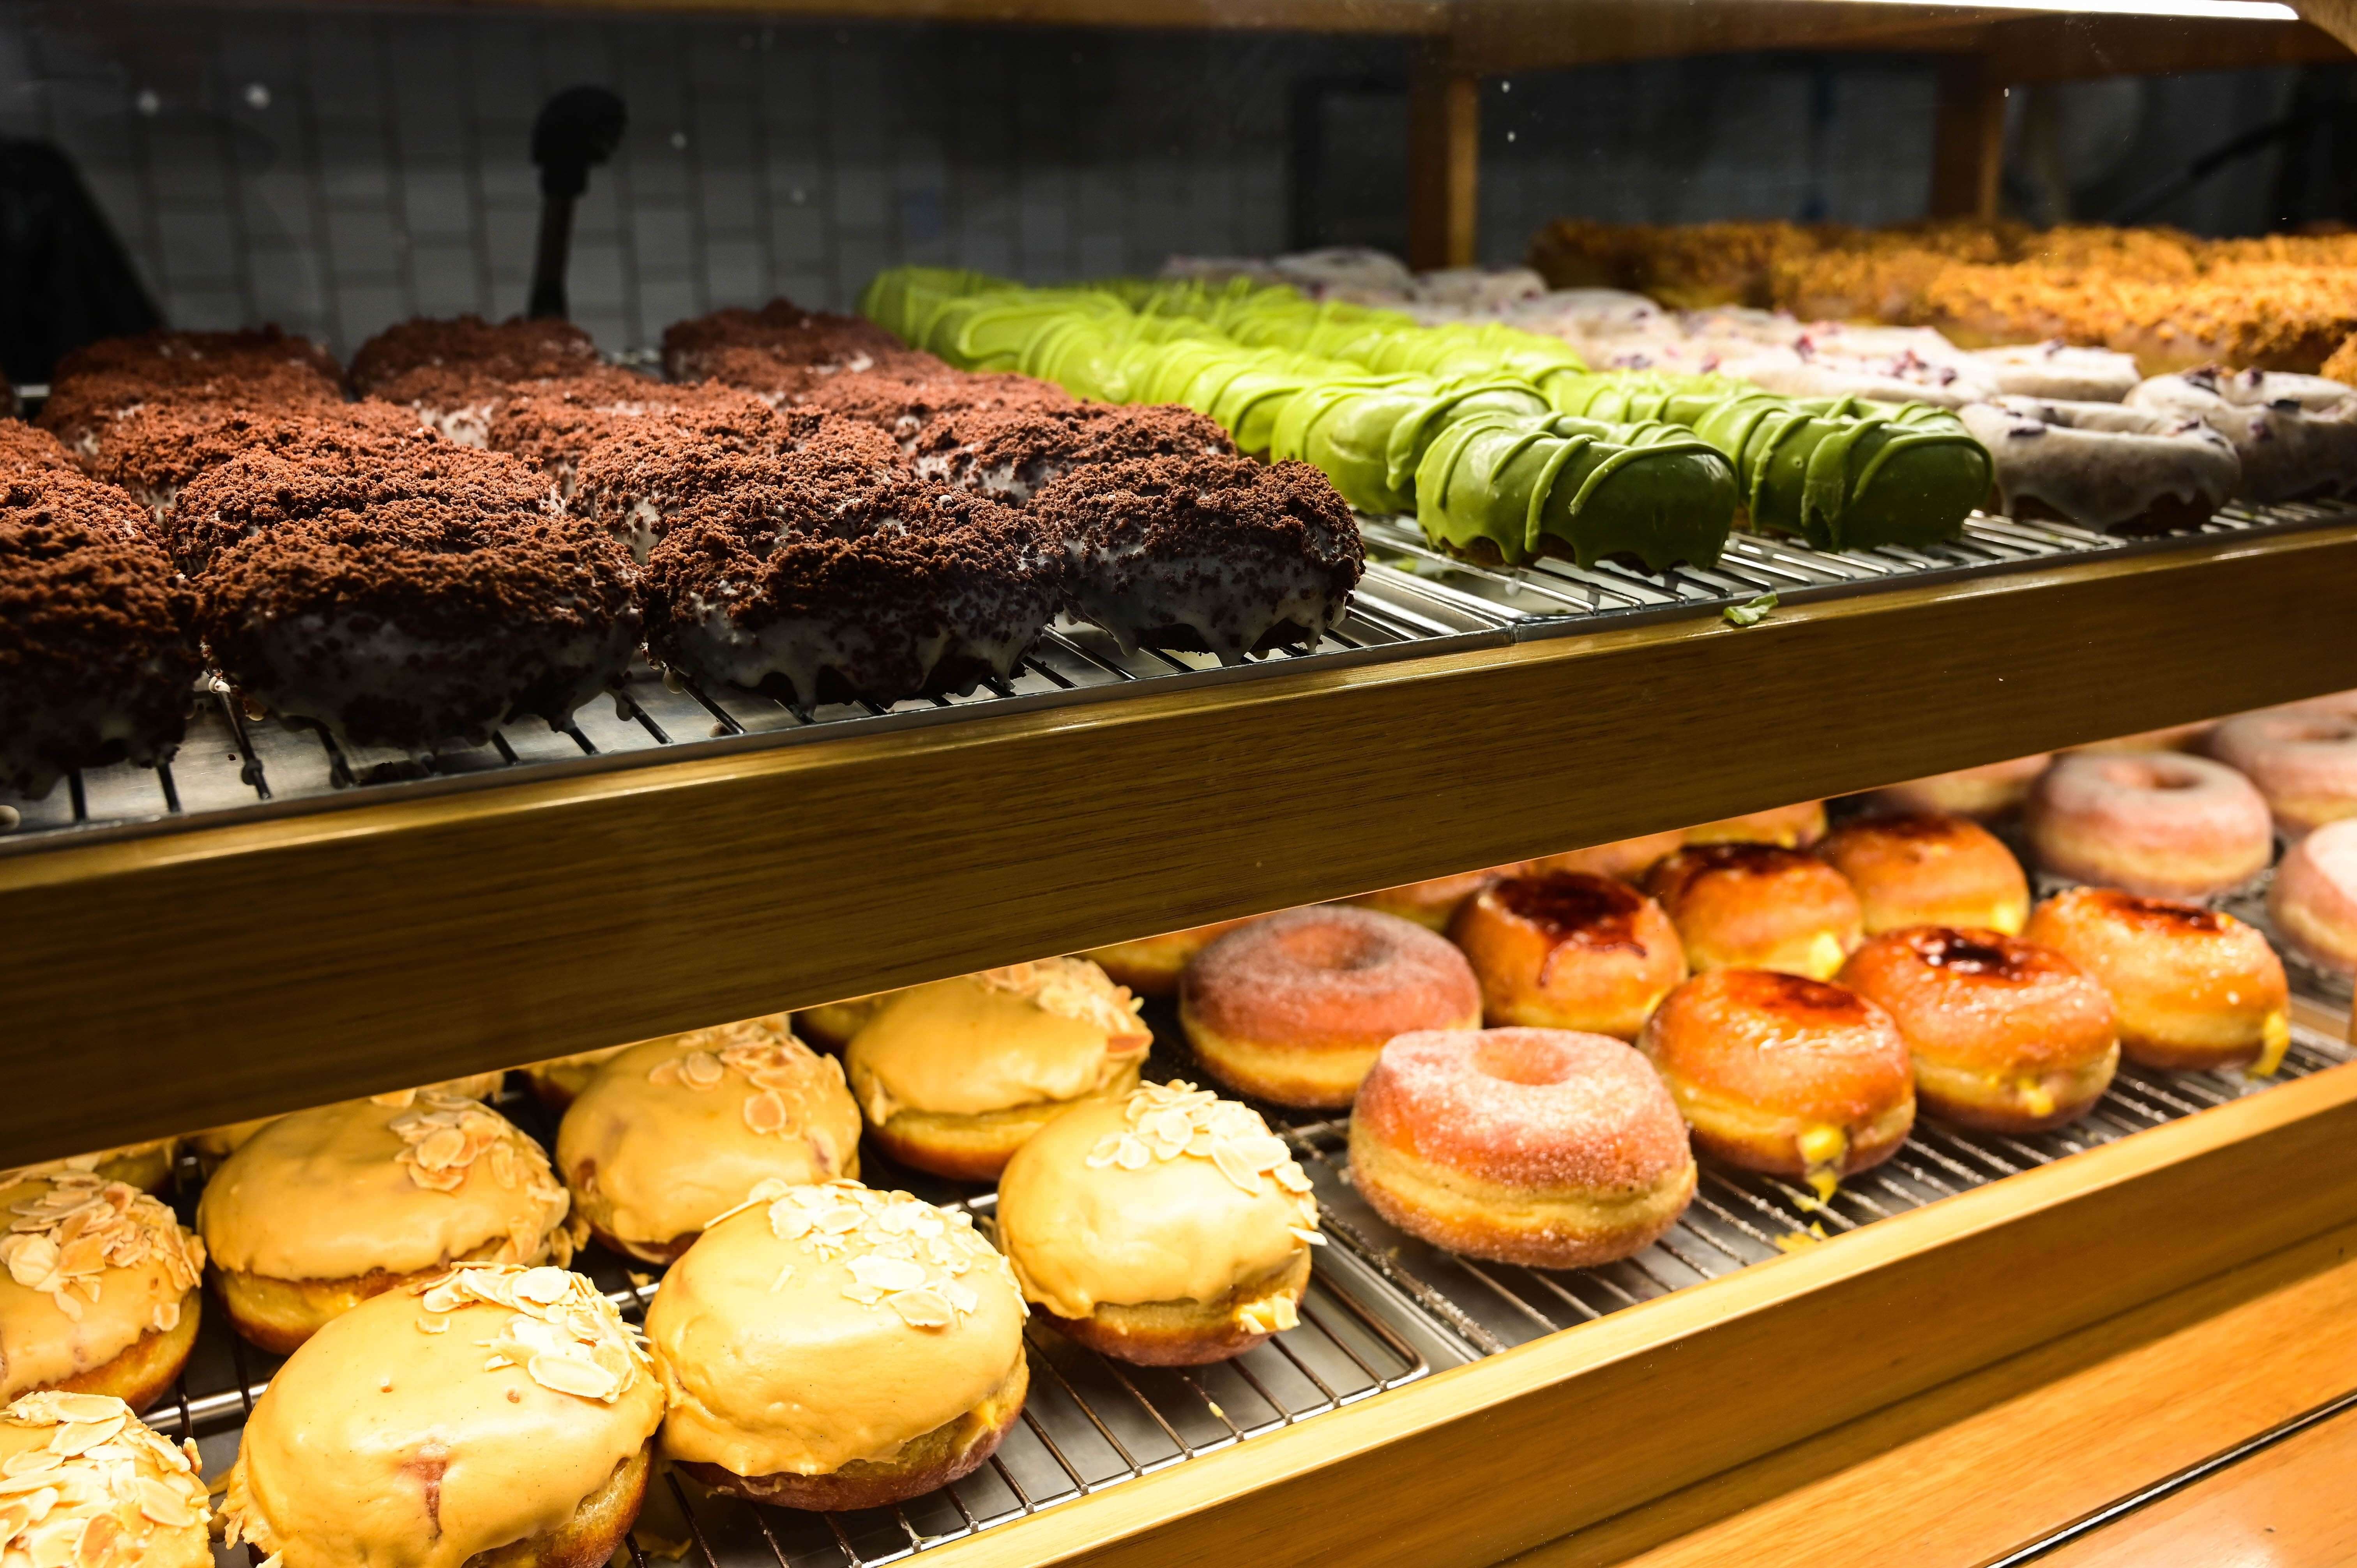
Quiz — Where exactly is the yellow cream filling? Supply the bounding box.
[2253,1010,2292,1078]
[1801,932,1849,981]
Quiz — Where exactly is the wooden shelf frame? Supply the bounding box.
[9,524,2357,1161]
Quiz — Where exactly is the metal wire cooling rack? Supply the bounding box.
[11,494,2355,854]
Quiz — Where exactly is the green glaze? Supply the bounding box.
[1415,413,1739,570]
[1266,375,1440,514]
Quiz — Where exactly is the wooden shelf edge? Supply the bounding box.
[127,0,1450,32]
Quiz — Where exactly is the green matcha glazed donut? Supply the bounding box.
[1414,414,1740,570]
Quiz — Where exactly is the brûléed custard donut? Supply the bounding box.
[1817,812,2030,935]
[646,1179,1028,1508]
[1082,918,1256,996]
[1684,800,1827,848]
[2206,710,2357,837]
[1347,1028,1696,1269]
[198,1092,572,1354]
[223,1264,664,1568]
[845,959,1151,1179]
[0,1175,204,1412]
[1864,754,2050,819]
[1638,970,1914,1199]
[2025,752,2272,899]
[2269,817,2357,974]
[997,1082,1321,1364]
[0,1392,211,1567]
[1447,871,1686,1038]
[1838,928,2118,1133]
[1645,843,1863,979]
[1180,907,1481,1107]
[1525,829,1687,882]
[1346,869,1500,931]
[557,1015,860,1263]
[2024,888,2290,1074]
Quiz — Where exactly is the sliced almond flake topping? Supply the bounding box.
[385,1096,565,1222]
[135,1476,194,1528]
[752,1180,1018,1329]
[0,1393,211,1552]
[406,1263,651,1406]
[971,958,1149,1054]
[0,1177,201,1326]
[1088,1082,1324,1241]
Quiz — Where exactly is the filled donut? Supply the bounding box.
[1179,906,1480,1107]
[0,1137,178,1196]
[1082,918,1257,998]
[0,1391,212,1568]
[1862,754,2050,819]
[2269,817,2357,974]
[2024,888,2290,1074]
[1683,800,1827,848]
[1959,395,2240,533]
[0,1174,204,1412]
[1346,868,1501,931]
[1816,812,2030,935]
[1645,843,1863,979]
[795,996,885,1051]
[183,1072,508,1172]
[1348,1029,1696,1269]
[2025,752,2272,899]
[2205,710,2357,837]
[1447,870,1687,1038]
[1523,829,1686,882]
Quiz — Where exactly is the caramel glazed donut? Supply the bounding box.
[223,1264,666,1568]
[646,1179,1030,1511]
[997,1082,1322,1365]
[1638,969,1915,1201]
[845,958,1152,1180]
[2025,752,2273,901]
[1348,1029,1697,1270]
[1839,928,2119,1134]
[0,1391,214,1568]
[2025,888,2290,1075]
[0,1174,205,1413]
[1180,905,1481,1107]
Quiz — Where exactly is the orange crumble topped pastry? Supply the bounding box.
[0,1390,212,1568]
[0,1174,205,1412]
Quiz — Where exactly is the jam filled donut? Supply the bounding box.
[647,1179,1027,1508]
[557,1015,859,1263]
[0,1392,213,1568]
[2270,817,2357,975]
[2025,752,2272,899]
[1348,1029,1696,1268]
[223,1264,664,1568]
[1817,812,2031,935]
[1863,754,2050,820]
[996,1082,1320,1364]
[2025,888,2291,1074]
[198,1091,572,1353]
[1684,800,1827,848]
[1838,929,2118,1133]
[2205,710,2357,838]
[1347,869,1501,931]
[0,1174,204,1411]
[1180,907,1481,1107]
[846,959,1151,1178]
[1638,970,1915,1198]
[1645,844,1863,979]
[1524,829,1687,882]
[1449,871,1686,1038]
[1083,918,1257,997]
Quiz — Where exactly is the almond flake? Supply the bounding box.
[0,1452,57,1478]
[528,1353,619,1402]
[847,1256,927,1293]
[890,1288,953,1328]
[742,1090,789,1136]
[1211,1140,1269,1195]
[679,1051,725,1089]
[511,1267,571,1307]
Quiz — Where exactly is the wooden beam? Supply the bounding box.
[134,0,1452,30]
[1408,44,1479,269]
[1929,52,2007,220]
[1988,12,2347,82]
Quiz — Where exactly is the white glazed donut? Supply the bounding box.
[1970,341,2142,403]
[2025,752,2272,899]
[2125,367,2357,503]
[2269,817,2357,974]
[2205,710,2357,837]
[1961,396,2240,533]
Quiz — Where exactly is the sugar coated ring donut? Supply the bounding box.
[1817,812,2030,936]
[1180,906,1481,1107]
[2023,888,2290,1074]
[1447,871,1687,1039]
[2025,751,2271,899]
[2205,710,2357,837]
[2269,817,2357,975]
[1346,1028,1696,1269]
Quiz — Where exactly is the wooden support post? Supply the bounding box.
[1928,53,2007,220]
[1408,47,1479,269]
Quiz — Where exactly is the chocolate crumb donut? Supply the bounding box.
[487,375,776,496]
[663,300,939,399]
[39,341,344,459]
[645,473,1057,706]
[346,314,599,396]
[569,410,901,562]
[50,325,340,391]
[802,368,1077,448]
[0,421,80,478]
[0,471,200,796]
[1031,453,1366,663]
[88,401,436,522]
[911,403,1235,503]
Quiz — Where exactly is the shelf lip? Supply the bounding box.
[11,524,2357,1158]
[123,0,1453,32]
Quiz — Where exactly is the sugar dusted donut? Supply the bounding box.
[0,1174,204,1411]
[1817,812,2030,935]
[1180,907,1480,1106]
[997,1082,1320,1364]
[1838,929,2117,1134]
[1863,754,2050,819]
[1447,871,1686,1038]
[1083,918,1256,997]
[1685,800,1827,848]
[2206,710,2357,837]
[2270,818,2357,975]
[1523,829,1686,881]
[846,959,1150,1178]
[1347,869,1500,931]
[2024,888,2290,1074]
[1645,844,1863,979]
[1638,970,1914,1198]
[223,1264,664,1568]
[647,1180,1028,1508]
[1348,1029,1696,1269]
[2025,752,2271,899]
[0,1392,212,1567]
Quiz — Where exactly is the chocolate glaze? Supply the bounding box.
[1492,871,1649,953]
[346,316,599,396]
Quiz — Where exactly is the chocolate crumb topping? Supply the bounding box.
[39,358,345,456]
[0,422,79,479]
[911,403,1236,502]
[486,375,774,492]
[89,402,436,521]
[800,369,1076,447]
[347,315,599,396]
[51,326,341,390]
[663,300,920,383]
[569,408,901,562]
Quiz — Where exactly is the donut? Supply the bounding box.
[2125,367,2357,503]
[845,959,1150,1178]
[82,400,436,523]
[2023,888,2291,1074]
[910,403,1234,503]
[486,374,776,499]
[1959,396,2240,533]
[795,996,884,1051]
[996,1082,1320,1364]
[1346,1029,1696,1268]
[348,314,600,397]
[1346,868,1501,931]
[2269,817,2357,974]
[1973,341,2142,402]
[1837,928,2118,1133]
[645,1179,1028,1508]
[2025,752,2272,899]
[1861,754,2050,819]
[1636,970,1915,1198]
[520,1045,630,1112]
[555,1015,860,1263]
[0,1137,177,1196]
[221,1264,664,1568]
[661,300,932,391]
[1178,907,1481,1107]
[1684,800,1827,848]
[198,1091,572,1354]
[1645,843,1863,979]
[0,1392,212,1567]
[1083,918,1257,997]
[2205,710,2357,837]
[1446,871,1686,1038]
[38,328,342,454]
[0,1174,204,1412]
[183,1072,510,1171]
[2074,722,2215,754]
[1523,828,1687,881]
[1816,812,2030,935]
